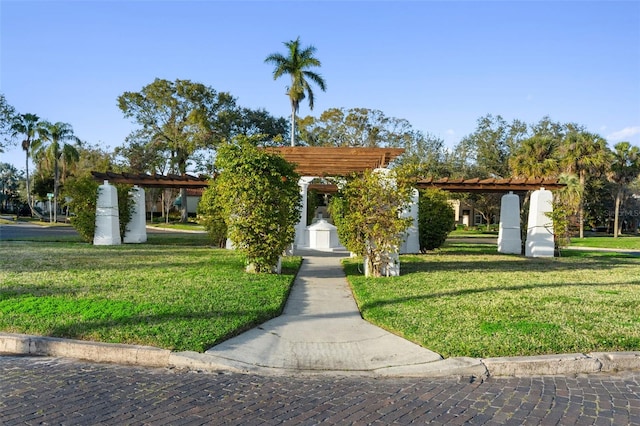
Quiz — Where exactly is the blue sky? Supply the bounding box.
[1,0,639,172]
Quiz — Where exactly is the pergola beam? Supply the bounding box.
[91,171,210,188]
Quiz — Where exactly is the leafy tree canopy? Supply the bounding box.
[118,78,238,175]
[298,107,448,177]
[0,94,17,152]
[454,114,528,178]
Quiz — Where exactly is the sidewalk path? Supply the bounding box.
[202,250,451,375]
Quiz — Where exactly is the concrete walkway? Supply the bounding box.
[202,250,451,375]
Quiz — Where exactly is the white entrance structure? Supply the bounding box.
[416,177,564,258]
[497,191,522,254]
[91,163,565,259]
[93,180,121,246]
[525,188,555,257]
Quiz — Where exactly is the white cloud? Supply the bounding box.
[607,126,640,141]
[446,129,455,136]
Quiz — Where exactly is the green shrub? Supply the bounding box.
[197,180,228,248]
[418,188,455,251]
[64,175,99,242]
[215,136,301,273]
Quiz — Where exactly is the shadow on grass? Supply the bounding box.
[343,252,637,277]
[42,305,286,352]
[356,279,640,312]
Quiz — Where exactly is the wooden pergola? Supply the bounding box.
[264,147,406,176]
[91,171,210,188]
[415,177,565,192]
[91,147,564,192]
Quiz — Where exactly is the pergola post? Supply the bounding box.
[94,180,121,246]
[525,188,555,257]
[497,191,521,254]
[400,188,420,254]
[295,177,314,249]
[123,185,147,243]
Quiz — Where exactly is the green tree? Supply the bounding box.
[329,168,413,277]
[37,121,80,222]
[10,113,46,214]
[418,188,455,251]
[118,78,237,222]
[607,142,640,237]
[0,94,17,152]
[548,173,583,248]
[509,135,560,179]
[0,162,22,212]
[215,136,301,273]
[559,131,609,238]
[455,114,528,178]
[265,37,327,147]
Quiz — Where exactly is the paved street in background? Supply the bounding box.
[1,356,639,425]
[0,223,81,240]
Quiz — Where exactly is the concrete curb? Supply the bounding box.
[0,333,171,368]
[2,333,638,378]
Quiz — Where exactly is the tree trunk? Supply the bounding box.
[290,107,296,147]
[578,172,585,239]
[25,152,35,216]
[613,189,622,238]
[53,157,59,223]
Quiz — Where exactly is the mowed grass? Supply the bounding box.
[569,236,640,250]
[0,239,301,352]
[345,243,640,358]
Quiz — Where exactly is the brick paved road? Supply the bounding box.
[1,356,639,425]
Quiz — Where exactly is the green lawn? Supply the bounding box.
[0,239,301,352]
[569,236,640,250]
[2,231,639,358]
[345,243,640,358]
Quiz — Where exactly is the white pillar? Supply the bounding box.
[94,180,121,246]
[498,191,521,254]
[295,177,314,249]
[400,188,420,254]
[525,188,554,257]
[124,185,147,243]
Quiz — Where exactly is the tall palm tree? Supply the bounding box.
[265,37,327,147]
[509,135,560,179]
[10,113,45,215]
[38,121,80,222]
[559,131,609,238]
[607,142,640,237]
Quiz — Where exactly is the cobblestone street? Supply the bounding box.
[1,356,638,425]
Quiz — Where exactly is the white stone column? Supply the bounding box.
[497,191,521,254]
[400,188,420,254]
[295,177,314,249]
[94,180,121,246]
[525,188,554,257]
[123,185,147,243]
